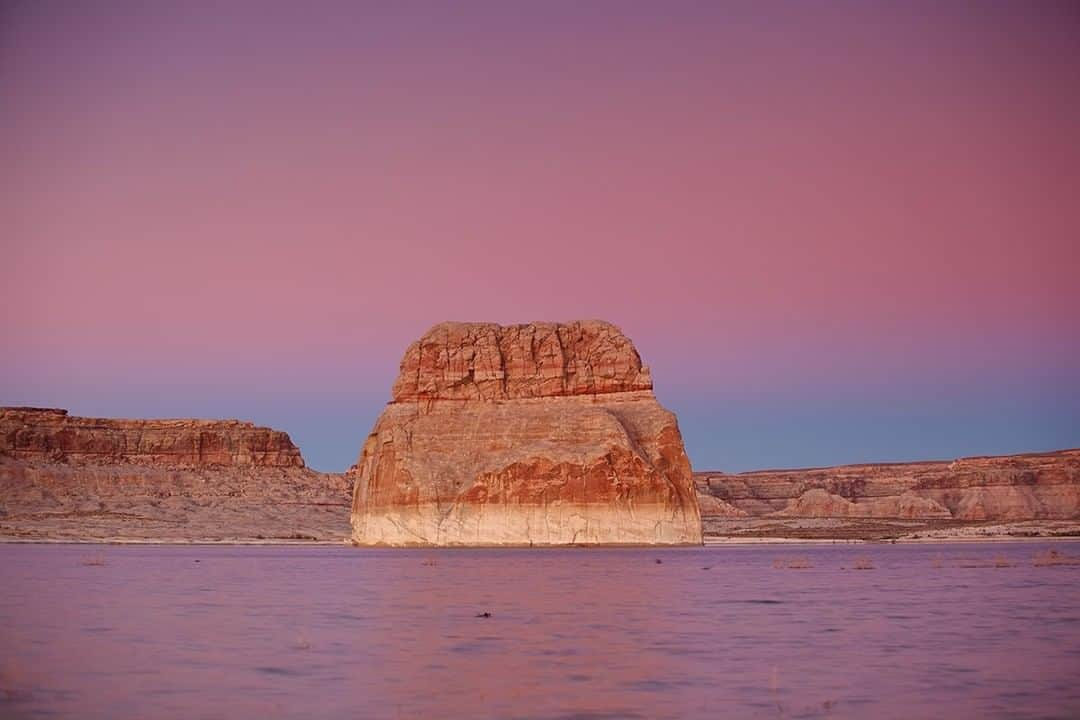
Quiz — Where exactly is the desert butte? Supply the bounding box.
[2,321,1077,545]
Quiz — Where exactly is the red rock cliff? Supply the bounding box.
[696,449,1080,521]
[391,321,654,401]
[0,408,348,542]
[350,320,702,546]
[1,407,304,468]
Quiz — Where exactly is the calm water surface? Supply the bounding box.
[1,543,1078,719]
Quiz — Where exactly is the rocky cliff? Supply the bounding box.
[1,407,304,467]
[350,321,702,546]
[696,450,1080,520]
[695,450,1080,539]
[0,408,349,542]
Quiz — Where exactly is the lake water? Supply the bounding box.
[1,542,1078,719]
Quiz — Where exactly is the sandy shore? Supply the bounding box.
[3,511,1078,548]
[702,517,1080,543]
[705,535,1080,546]
[0,537,349,545]
[4,537,1075,548]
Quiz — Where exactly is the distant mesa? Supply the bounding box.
[4,339,1077,545]
[0,406,304,468]
[0,407,349,543]
[695,449,1080,524]
[349,320,703,546]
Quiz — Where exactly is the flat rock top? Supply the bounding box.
[695,448,1080,481]
[0,407,305,468]
[0,407,269,430]
[391,320,654,402]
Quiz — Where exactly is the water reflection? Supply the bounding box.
[358,549,694,719]
[0,543,1078,719]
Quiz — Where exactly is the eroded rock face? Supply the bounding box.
[771,488,951,519]
[350,321,702,546]
[1,407,304,467]
[0,408,349,542]
[696,450,1080,521]
[391,321,653,401]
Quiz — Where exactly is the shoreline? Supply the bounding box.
[705,535,1080,546]
[0,537,349,546]
[2,535,1079,548]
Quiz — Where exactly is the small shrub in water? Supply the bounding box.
[1033,549,1080,567]
[774,557,812,569]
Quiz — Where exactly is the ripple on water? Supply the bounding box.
[528,712,645,720]
[448,640,500,655]
[253,666,301,677]
[2,543,1079,720]
[623,678,696,692]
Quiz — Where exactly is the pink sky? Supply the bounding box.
[2,2,1078,470]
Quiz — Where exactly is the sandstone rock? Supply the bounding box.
[774,488,857,517]
[697,449,1080,522]
[350,321,702,546]
[1,407,304,467]
[391,321,653,402]
[0,408,349,542]
[696,492,748,518]
[861,491,952,519]
[771,489,951,519]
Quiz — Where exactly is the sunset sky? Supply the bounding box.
[3,1,1078,472]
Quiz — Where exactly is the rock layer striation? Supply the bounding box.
[2,407,304,467]
[696,449,1080,522]
[350,321,702,546]
[0,408,349,542]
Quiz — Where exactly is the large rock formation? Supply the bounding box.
[696,450,1080,539]
[349,321,702,546]
[696,450,1080,521]
[2,407,304,467]
[0,408,349,542]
